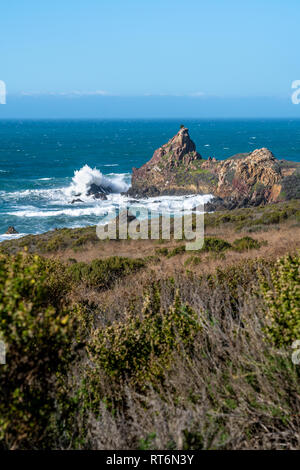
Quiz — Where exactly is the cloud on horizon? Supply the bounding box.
[18,90,112,97]
[1,93,299,119]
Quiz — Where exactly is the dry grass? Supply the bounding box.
[69,257,300,450]
[44,223,300,282]
[1,201,299,450]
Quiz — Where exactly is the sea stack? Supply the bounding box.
[5,226,19,234]
[128,126,202,197]
[128,125,300,208]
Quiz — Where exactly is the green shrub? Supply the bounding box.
[233,236,264,252]
[184,256,202,266]
[260,253,300,347]
[0,253,81,449]
[138,432,157,450]
[87,284,201,386]
[201,237,232,253]
[206,258,274,316]
[166,245,186,258]
[155,247,169,256]
[68,256,145,289]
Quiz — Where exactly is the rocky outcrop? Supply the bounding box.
[129,126,202,197]
[70,183,109,203]
[128,126,300,208]
[87,183,109,199]
[146,126,201,167]
[5,226,19,234]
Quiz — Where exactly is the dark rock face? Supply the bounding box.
[6,226,19,234]
[70,199,84,204]
[87,183,111,198]
[128,126,300,208]
[93,193,108,200]
[70,184,109,203]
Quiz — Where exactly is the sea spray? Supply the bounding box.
[1,163,213,237]
[66,164,129,198]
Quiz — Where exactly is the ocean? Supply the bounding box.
[1,119,300,241]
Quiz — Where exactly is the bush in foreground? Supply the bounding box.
[86,283,200,389]
[260,252,300,347]
[0,253,81,449]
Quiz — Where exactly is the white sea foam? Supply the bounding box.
[0,233,28,242]
[0,165,131,206]
[65,164,129,198]
[1,164,213,231]
[7,194,213,218]
[129,194,213,214]
[7,206,112,218]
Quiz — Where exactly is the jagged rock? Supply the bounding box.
[87,183,111,197]
[147,126,201,167]
[128,126,300,208]
[93,193,108,200]
[128,126,201,197]
[70,199,83,204]
[5,226,19,234]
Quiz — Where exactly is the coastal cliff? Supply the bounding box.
[128,126,300,208]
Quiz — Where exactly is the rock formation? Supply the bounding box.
[5,226,19,234]
[129,126,202,197]
[128,126,300,208]
[87,183,110,199]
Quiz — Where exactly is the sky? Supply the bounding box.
[0,0,300,118]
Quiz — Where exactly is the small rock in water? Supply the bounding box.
[87,183,110,197]
[93,193,107,200]
[70,199,83,204]
[6,226,19,234]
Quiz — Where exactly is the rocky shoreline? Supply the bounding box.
[127,126,300,209]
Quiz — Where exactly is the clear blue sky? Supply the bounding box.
[0,0,299,117]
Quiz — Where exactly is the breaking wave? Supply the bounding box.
[0,165,131,206]
[1,164,213,237]
[65,165,129,198]
[7,194,213,218]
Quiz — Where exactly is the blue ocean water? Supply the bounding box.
[1,119,300,240]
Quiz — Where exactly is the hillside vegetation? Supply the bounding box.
[0,200,299,449]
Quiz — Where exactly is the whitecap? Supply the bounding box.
[65,164,129,198]
[0,233,28,242]
[6,194,214,219]
[7,206,112,218]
